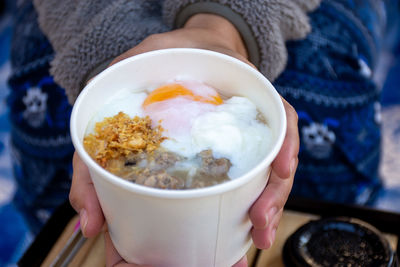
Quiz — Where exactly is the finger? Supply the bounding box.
[108,33,173,66]
[104,231,151,267]
[267,208,283,248]
[108,42,151,66]
[108,30,254,69]
[70,152,105,237]
[248,99,298,232]
[271,98,299,179]
[251,208,283,249]
[249,158,298,229]
[231,255,248,267]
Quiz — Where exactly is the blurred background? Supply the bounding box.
[0,1,399,266]
[0,2,34,267]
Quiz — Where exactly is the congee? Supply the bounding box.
[83,79,272,189]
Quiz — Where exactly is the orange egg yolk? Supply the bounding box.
[142,83,223,107]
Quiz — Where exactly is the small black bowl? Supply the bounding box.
[283,217,398,267]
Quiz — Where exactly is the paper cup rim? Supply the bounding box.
[70,48,286,199]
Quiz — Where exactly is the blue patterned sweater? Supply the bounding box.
[275,0,398,204]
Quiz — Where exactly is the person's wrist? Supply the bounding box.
[183,13,248,60]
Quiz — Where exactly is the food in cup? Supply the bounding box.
[83,79,272,189]
[71,48,287,267]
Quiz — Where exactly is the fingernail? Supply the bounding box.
[80,209,88,235]
[269,227,277,248]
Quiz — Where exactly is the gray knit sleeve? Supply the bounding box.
[33,0,170,104]
[163,0,321,82]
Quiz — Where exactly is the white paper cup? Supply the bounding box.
[70,48,286,267]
